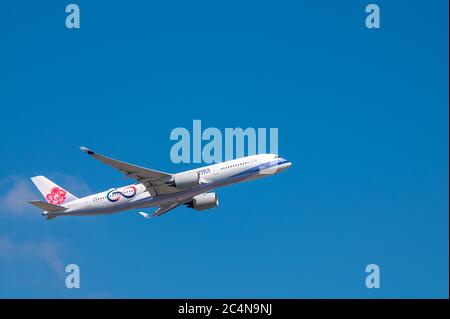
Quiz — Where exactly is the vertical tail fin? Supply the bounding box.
[30,176,78,205]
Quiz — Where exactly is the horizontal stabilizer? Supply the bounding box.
[29,200,67,212]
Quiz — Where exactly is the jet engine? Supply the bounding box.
[166,171,201,189]
[186,193,219,211]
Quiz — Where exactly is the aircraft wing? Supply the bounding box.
[80,147,179,196]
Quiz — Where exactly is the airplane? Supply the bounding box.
[29,147,291,220]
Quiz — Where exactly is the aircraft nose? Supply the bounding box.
[277,157,291,171]
[283,158,292,168]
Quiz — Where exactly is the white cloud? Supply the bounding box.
[0,174,91,217]
[0,176,37,215]
[0,236,15,263]
[0,235,65,279]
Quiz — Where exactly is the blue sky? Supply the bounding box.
[0,1,448,298]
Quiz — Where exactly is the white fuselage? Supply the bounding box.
[49,154,291,217]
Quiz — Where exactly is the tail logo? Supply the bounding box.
[46,187,67,205]
[106,186,137,202]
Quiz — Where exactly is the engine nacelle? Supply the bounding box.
[167,171,201,189]
[186,193,219,211]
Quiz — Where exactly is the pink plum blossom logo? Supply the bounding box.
[46,187,67,205]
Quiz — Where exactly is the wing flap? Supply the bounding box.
[152,202,181,217]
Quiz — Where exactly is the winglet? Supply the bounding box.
[138,212,151,219]
[80,146,95,155]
